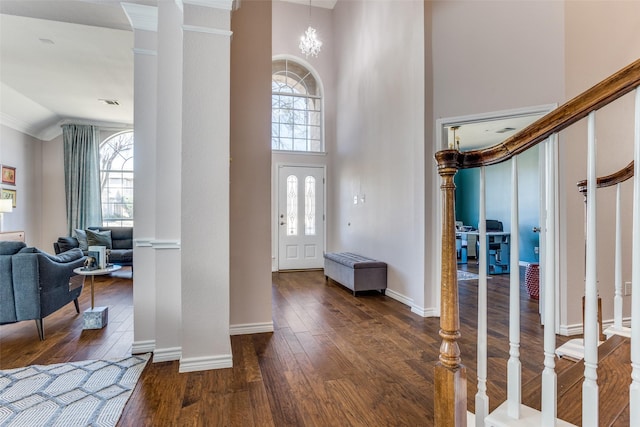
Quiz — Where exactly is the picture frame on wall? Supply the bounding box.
[1,165,16,186]
[1,188,16,208]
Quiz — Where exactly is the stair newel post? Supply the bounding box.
[630,87,640,426]
[434,150,467,427]
[507,156,521,419]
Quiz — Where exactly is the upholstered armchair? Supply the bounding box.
[0,241,85,340]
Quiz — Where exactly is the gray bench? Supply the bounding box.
[324,252,387,296]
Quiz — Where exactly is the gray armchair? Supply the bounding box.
[0,241,85,340]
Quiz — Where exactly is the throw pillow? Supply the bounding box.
[86,229,113,249]
[74,229,89,251]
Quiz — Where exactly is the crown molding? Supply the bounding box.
[121,2,158,32]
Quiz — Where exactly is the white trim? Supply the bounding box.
[179,354,233,372]
[132,339,156,354]
[272,150,327,157]
[121,3,158,32]
[134,239,181,249]
[153,346,182,362]
[182,24,233,37]
[183,0,233,11]
[411,304,439,318]
[133,48,157,56]
[559,316,631,337]
[230,322,274,335]
[0,112,51,140]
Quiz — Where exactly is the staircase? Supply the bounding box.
[434,58,640,426]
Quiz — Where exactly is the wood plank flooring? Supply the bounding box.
[0,265,629,425]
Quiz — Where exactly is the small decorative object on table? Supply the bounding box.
[84,255,98,270]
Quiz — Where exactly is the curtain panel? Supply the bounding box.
[63,124,102,235]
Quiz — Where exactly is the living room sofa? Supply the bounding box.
[0,241,85,340]
[53,226,133,268]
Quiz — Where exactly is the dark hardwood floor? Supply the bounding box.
[0,264,629,425]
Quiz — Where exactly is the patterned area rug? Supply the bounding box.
[457,270,480,281]
[0,354,149,427]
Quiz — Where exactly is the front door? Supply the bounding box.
[277,165,325,270]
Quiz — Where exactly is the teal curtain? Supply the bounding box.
[63,124,102,235]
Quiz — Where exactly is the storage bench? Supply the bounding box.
[323,252,387,296]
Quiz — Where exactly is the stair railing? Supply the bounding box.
[434,58,640,426]
[578,161,634,340]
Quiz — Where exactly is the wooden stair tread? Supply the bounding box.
[521,334,629,425]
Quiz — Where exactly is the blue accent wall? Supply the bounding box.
[454,146,540,263]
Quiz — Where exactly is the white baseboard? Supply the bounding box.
[384,288,413,307]
[559,316,631,336]
[384,288,438,318]
[179,354,233,372]
[411,305,439,317]
[230,322,274,335]
[132,339,155,354]
[153,346,181,362]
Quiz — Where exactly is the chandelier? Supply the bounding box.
[299,1,322,57]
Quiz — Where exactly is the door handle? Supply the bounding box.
[532,227,541,233]
[280,222,286,226]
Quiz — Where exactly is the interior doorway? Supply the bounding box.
[276,165,326,270]
[434,104,557,324]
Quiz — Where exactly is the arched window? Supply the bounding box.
[272,58,323,152]
[99,131,134,226]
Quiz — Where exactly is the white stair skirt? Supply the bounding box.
[604,325,631,339]
[485,402,577,427]
[555,338,606,361]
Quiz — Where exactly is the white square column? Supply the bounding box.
[122,2,158,355]
[151,0,184,364]
[179,0,234,372]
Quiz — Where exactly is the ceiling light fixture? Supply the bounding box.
[299,0,322,58]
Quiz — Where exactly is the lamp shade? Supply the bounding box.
[0,198,13,213]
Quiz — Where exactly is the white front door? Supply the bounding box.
[277,165,325,270]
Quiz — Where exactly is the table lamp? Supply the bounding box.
[0,198,13,232]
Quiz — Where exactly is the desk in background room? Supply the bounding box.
[456,231,510,274]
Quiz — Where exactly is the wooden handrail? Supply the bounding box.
[437,58,640,169]
[433,57,640,425]
[577,161,634,194]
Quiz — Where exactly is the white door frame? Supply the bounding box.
[274,162,327,271]
[433,104,557,323]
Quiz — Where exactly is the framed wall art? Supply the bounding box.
[1,165,16,185]
[1,188,16,208]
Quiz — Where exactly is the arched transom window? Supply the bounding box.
[272,59,323,152]
[99,131,134,226]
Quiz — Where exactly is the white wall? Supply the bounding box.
[332,0,428,313]
[432,1,565,119]
[0,125,42,246]
[561,0,640,331]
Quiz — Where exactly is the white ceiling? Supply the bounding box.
[0,0,152,140]
[2,0,540,147]
[0,0,336,141]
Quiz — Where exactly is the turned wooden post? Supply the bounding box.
[434,150,467,426]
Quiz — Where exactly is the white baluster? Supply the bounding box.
[583,111,599,427]
[507,156,521,419]
[614,183,622,331]
[542,134,558,426]
[476,166,489,426]
[630,87,640,426]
